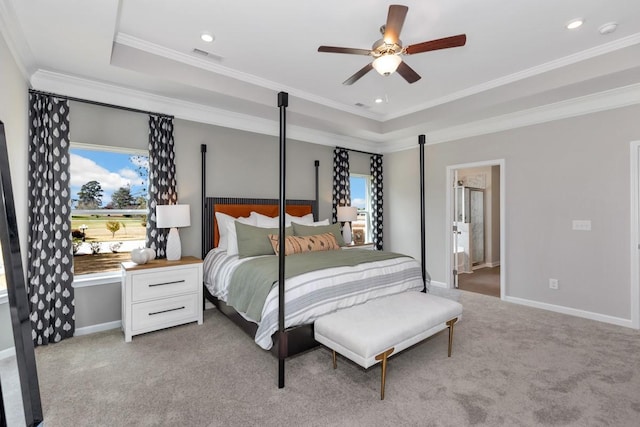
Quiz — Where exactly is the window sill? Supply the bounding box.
[73,271,121,288]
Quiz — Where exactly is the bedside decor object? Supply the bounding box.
[353,228,365,245]
[156,204,191,261]
[337,206,358,245]
[130,248,156,264]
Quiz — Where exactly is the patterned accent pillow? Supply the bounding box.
[268,233,340,256]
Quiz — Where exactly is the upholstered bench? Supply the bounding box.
[314,291,463,399]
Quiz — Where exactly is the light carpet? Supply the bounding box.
[25,291,640,426]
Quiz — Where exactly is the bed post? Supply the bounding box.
[314,160,320,221]
[419,135,427,293]
[201,144,207,260]
[277,91,288,389]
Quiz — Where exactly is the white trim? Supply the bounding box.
[72,141,147,156]
[73,271,120,288]
[0,0,31,79]
[30,69,380,152]
[503,296,634,329]
[385,33,640,121]
[75,320,122,336]
[30,70,640,156]
[445,159,506,301]
[0,293,7,304]
[115,33,382,121]
[486,261,500,268]
[384,83,640,153]
[630,141,640,329]
[0,346,15,361]
[429,280,448,289]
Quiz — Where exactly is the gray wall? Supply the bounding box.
[0,29,28,351]
[69,103,336,329]
[386,104,640,321]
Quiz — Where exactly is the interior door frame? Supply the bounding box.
[629,141,640,329]
[445,159,506,299]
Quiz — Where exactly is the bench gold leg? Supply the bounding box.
[375,348,395,400]
[332,350,337,369]
[446,317,458,357]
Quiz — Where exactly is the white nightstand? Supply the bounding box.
[121,256,203,342]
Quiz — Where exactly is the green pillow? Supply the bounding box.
[235,222,293,258]
[292,222,345,246]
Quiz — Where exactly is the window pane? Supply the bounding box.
[350,174,372,243]
[71,147,148,275]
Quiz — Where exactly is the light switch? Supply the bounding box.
[572,220,591,231]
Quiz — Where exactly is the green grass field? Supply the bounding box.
[72,215,146,241]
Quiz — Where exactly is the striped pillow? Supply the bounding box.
[268,233,340,256]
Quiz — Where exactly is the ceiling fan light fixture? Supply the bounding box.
[372,54,402,76]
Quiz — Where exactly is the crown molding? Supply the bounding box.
[384,32,640,121]
[29,69,378,151]
[382,82,640,152]
[114,33,382,122]
[0,0,33,79]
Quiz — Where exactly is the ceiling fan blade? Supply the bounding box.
[396,61,421,84]
[405,34,467,55]
[383,5,408,44]
[318,46,372,55]
[343,63,374,85]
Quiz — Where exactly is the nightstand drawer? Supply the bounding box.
[131,267,198,301]
[131,294,199,332]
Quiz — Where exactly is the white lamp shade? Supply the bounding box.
[156,204,191,228]
[337,206,358,222]
[372,54,402,76]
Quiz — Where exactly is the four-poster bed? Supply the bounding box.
[200,92,433,389]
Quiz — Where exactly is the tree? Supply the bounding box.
[105,220,121,238]
[111,186,136,209]
[77,180,103,209]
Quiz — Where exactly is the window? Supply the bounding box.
[70,144,148,276]
[350,174,372,243]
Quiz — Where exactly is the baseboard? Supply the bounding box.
[0,346,15,361]
[75,320,122,336]
[503,296,635,329]
[486,261,500,268]
[430,280,448,288]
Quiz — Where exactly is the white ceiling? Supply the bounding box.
[2,0,640,152]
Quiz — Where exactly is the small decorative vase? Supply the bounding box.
[143,248,156,261]
[130,248,148,264]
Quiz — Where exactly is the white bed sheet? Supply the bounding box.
[203,248,424,350]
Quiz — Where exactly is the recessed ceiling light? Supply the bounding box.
[200,32,214,43]
[566,19,584,30]
[374,98,383,104]
[599,22,618,35]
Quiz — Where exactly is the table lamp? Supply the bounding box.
[156,204,191,261]
[337,206,358,245]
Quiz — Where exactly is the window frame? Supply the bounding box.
[70,142,149,282]
[350,173,373,243]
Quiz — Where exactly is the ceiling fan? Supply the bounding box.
[318,4,467,85]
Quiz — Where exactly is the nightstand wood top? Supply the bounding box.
[121,256,202,272]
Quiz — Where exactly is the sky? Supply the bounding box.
[70,148,148,208]
[350,176,366,209]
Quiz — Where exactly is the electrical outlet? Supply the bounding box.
[549,278,559,290]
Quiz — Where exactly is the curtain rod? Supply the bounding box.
[28,89,174,119]
[336,146,381,157]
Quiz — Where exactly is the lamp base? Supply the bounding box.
[166,227,182,261]
[342,222,352,245]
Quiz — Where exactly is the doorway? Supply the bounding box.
[446,160,506,299]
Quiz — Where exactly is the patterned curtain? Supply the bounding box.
[371,154,384,250]
[27,93,74,345]
[332,148,350,223]
[146,115,177,258]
